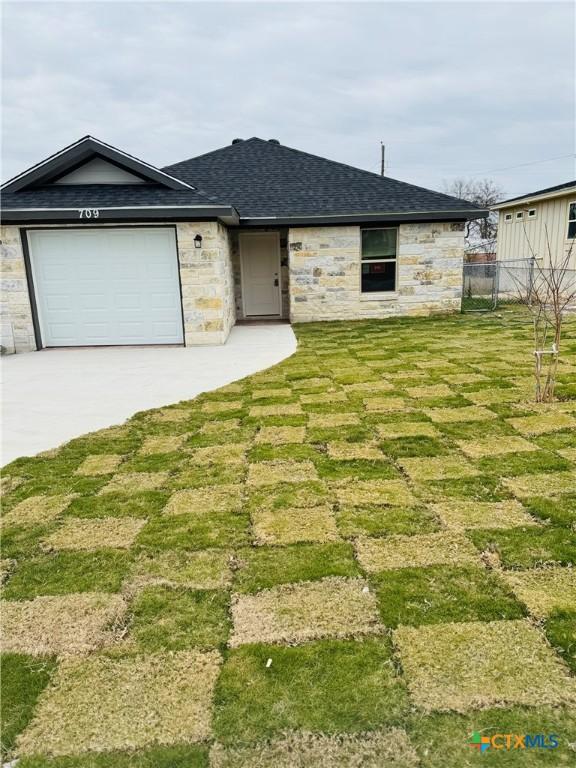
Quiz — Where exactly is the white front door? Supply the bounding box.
[240,232,281,317]
[28,227,184,347]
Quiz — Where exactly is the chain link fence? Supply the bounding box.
[462,258,576,313]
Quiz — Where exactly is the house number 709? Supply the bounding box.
[78,208,100,218]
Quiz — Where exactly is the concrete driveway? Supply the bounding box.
[1,324,296,465]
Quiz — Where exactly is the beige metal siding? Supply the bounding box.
[496,192,575,268]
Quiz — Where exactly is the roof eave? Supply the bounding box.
[0,205,240,226]
[493,187,576,210]
[239,209,487,227]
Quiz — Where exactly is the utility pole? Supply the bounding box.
[380,142,385,176]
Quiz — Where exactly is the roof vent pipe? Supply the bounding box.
[231,138,243,144]
[268,139,280,144]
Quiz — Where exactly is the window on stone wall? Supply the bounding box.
[568,202,576,239]
[361,228,398,292]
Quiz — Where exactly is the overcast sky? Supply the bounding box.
[2,1,574,198]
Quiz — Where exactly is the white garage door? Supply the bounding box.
[28,228,184,347]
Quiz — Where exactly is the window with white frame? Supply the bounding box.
[568,202,576,239]
[504,213,513,222]
[528,208,537,218]
[361,228,397,292]
[516,211,524,221]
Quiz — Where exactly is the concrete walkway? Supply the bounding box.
[1,324,297,465]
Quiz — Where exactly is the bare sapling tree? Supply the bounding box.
[508,226,575,402]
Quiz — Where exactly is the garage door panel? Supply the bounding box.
[29,228,183,347]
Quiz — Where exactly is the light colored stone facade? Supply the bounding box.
[0,221,236,353]
[176,222,235,345]
[289,222,464,322]
[0,225,36,353]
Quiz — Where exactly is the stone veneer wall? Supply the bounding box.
[177,221,235,345]
[0,225,36,353]
[0,221,235,353]
[289,222,465,322]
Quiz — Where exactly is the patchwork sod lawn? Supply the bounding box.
[2,311,576,765]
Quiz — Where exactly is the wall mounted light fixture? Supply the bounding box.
[194,234,203,249]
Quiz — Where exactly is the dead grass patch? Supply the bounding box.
[17,650,221,755]
[250,404,304,417]
[292,377,333,390]
[307,413,360,427]
[247,461,319,486]
[502,567,576,618]
[456,436,537,459]
[139,435,188,455]
[44,517,146,550]
[300,392,347,405]
[405,384,454,399]
[229,577,383,646]
[425,406,497,423]
[151,408,192,422]
[503,470,576,499]
[209,728,419,768]
[164,485,243,515]
[334,480,415,507]
[327,442,384,460]
[193,443,247,465]
[355,532,478,571]
[508,412,576,436]
[201,418,241,434]
[2,592,126,655]
[252,505,339,545]
[376,422,439,439]
[0,557,15,583]
[394,619,576,712]
[0,475,24,497]
[443,373,489,385]
[466,388,527,406]
[399,456,479,481]
[364,397,406,412]
[344,380,394,392]
[432,500,536,530]
[252,388,294,400]
[99,472,169,494]
[202,401,244,414]
[256,426,307,445]
[2,494,75,527]
[558,447,576,463]
[75,454,124,476]
[131,549,233,590]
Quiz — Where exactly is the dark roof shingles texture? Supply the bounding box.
[163,138,480,219]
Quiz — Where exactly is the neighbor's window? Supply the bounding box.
[528,208,537,218]
[516,211,524,220]
[504,213,513,222]
[568,202,576,239]
[361,228,397,292]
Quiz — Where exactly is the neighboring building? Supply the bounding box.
[1,136,486,353]
[492,181,576,268]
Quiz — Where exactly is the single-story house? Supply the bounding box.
[492,180,576,269]
[1,136,486,353]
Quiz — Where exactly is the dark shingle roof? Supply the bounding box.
[1,183,225,210]
[164,137,483,220]
[497,180,576,206]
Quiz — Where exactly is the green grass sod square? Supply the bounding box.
[406,705,576,767]
[2,550,131,599]
[129,587,230,651]
[523,494,576,528]
[135,512,251,551]
[379,436,448,459]
[370,565,525,628]
[545,611,576,674]
[477,450,571,478]
[233,542,360,593]
[335,505,440,537]
[1,653,57,759]
[315,456,401,481]
[245,481,333,514]
[16,745,209,768]
[170,463,245,489]
[213,639,409,744]
[469,527,576,568]
[65,491,169,519]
